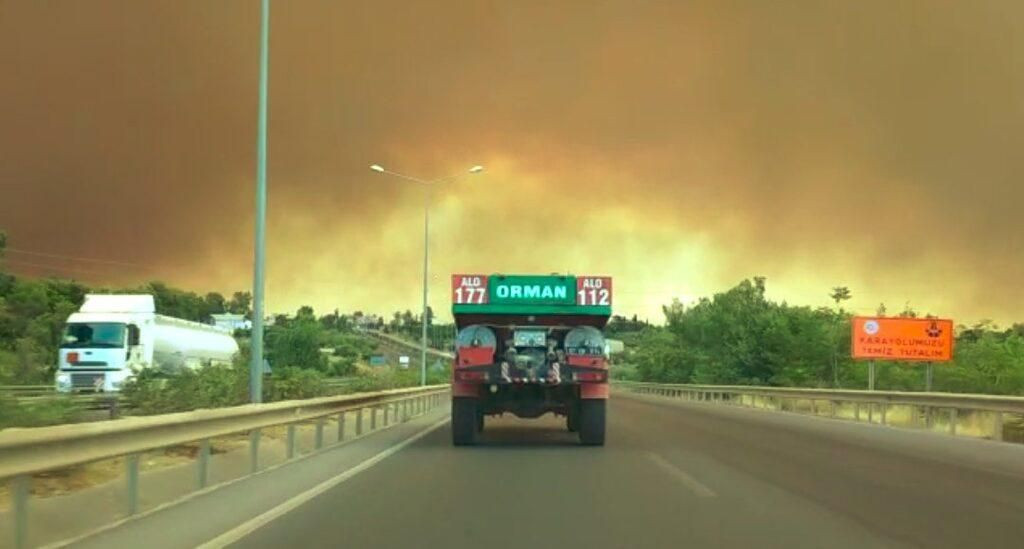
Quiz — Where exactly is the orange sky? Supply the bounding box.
[1,1,1022,325]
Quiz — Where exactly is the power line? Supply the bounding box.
[5,247,142,268]
[0,258,114,277]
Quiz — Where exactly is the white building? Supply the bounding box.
[211,313,252,332]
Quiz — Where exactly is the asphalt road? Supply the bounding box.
[218,393,1024,549]
[62,391,1024,549]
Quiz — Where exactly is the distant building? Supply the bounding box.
[211,313,252,332]
[356,314,382,330]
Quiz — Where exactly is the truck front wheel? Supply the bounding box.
[452,397,479,446]
[578,399,606,446]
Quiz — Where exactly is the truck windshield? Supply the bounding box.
[61,323,126,349]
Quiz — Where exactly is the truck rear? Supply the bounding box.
[450,274,612,446]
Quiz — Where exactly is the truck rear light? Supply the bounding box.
[575,370,607,382]
[455,370,489,382]
[457,346,495,367]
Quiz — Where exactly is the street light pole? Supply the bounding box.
[421,184,430,386]
[370,164,484,386]
[250,0,270,403]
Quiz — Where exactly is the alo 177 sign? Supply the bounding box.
[452,274,488,304]
[851,317,954,362]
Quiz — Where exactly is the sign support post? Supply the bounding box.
[925,362,933,392]
[868,360,876,391]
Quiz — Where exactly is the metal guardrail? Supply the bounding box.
[615,381,1024,442]
[0,384,449,549]
[2,376,357,401]
[365,330,455,361]
[0,385,52,397]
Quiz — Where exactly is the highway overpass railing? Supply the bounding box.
[615,381,1024,443]
[0,384,449,549]
[364,329,455,361]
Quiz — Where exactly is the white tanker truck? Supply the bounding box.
[55,294,239,392]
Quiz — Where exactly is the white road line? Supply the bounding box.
[647,452,717,497]
[198,417,450,549]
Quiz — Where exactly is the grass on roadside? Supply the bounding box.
[0,394,83,429]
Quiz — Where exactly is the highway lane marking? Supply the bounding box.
[197,417,450,549]
[647,452,717,498]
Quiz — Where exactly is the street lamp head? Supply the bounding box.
[370,164,385,173]
[469,165,484,174]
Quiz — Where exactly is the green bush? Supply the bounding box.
[121,363,330,415]
[266,367,327,401]
[0,394,82,429]
[121,366,248,415]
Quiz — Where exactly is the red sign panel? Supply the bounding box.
[452,274,488,304]
[576,276,612,306]
[851,317,954,362]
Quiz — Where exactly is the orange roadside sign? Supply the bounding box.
[851,317,954,362]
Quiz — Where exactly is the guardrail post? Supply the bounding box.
[855,402,861,421]
[949,408,958,436]
[925,406,934,430]
[868,403,874,423]
[880,402,888,425]
[315,418,325,450]
[126,453,140,516]
[358,409,365,435]
[830,400,837,418]
[287,425,297,459]
[12,474,29,549]
[197,439,210,490]
[250,429,261,473]
[993,412,1004,441]
[337,413,346,442]
[371,407,378,430]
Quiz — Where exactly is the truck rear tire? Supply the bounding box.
[578,399,606,446]
[452,398,479,446]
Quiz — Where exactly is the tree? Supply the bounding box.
[0,231,9,295]
[144,281,208,321]
[265,319,327,372]
[662,298,686,325]
[205,292,227,315]
[899,302,918,318]
[876,302,887,317]
[228,291,252,317]
[296,305,315,321]
[828,286,852,387]
[829,287,851,307]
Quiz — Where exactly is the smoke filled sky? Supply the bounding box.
[1,1,1022,325]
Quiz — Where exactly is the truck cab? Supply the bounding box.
[450,274,612,446]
